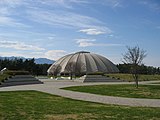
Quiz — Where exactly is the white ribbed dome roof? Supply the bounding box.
[47,51,119,75]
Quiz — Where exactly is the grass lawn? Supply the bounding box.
[106,74,160,82]
[0,91,160,120]
[63,84,160,99]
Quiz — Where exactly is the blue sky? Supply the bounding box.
[0,0,160,67]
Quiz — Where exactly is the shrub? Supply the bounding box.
[0,74,10,83]
[0,70,30,84]
[88,72,104,76]
[4,70,30,76]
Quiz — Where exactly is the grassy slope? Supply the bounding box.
[0,91,160,120]
[63,84,160,99]
[107,74,160,82]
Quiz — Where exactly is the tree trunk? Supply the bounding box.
[132,73,139,88]
[133,73,139,88]
[135,78,138,88]
[70,73,72,80]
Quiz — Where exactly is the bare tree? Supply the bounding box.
[54,65,62,77]
[65,62,76,80]
[123,46,147,88]
[75,62,86,77]
[48,65,61,78]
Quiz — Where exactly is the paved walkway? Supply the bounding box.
[0,79,160,107]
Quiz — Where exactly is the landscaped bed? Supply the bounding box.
[106,74,160,82]
[63,84,160,99]
[0,91,160,120]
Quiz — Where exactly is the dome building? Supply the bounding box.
[47,51,119,76]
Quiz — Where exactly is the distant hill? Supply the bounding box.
[0,56,55,64]
[35,58,54,64]
[0,56,25,60]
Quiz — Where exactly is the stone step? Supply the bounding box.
[80,75,111,78]
[4,78,39,83]
[1,81,43,87]
[79,75,122,82]
[0,75,43,87]
[83,79,122,82]
[84,77,112,80]
[11,75,33,78]
[5,79,38,83]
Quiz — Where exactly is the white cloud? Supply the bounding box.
[0,16,12,24]
[0,1,29,28]
[26,9,111,32]
[2,0,122,10]
[76,39,95,47]
[0,7,10,15]
[0,0,22,7]
[0,0,88,9]
[27,10,97,28]
[2,30,56,39]
[0,51,44,59]
[38,0,88,8]
[0,40,45,51]
[45,50,67,60]
[101,0,123,8]
[76,38,122,47]
[79,28,112,35]
[22,51,45,58]
[139,0,160,11]
[44,0,122,8]
[0,51,23,57]
[0,16,28,27]
[76,38,96,43]
[0,50,68,60]
[47,36,55,40]
[0,0,112,32]
[78,41,94,47]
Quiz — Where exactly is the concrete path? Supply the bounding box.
[0,80,160,107]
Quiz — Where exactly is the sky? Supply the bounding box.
[0,0,160,67]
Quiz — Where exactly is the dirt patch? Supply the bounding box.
[46,96,64,101]
[104,115,117,119]
[45,113,97,120]
[45,114,79,120]
[87,104,105,108]
[19,111,27,116]
[23,96,34,100]
[137,91,152,96]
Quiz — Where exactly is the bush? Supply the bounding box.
[1,79,5,82]
[4,70,30,76]
[88,72,104,76]
[0,74,10,83]
[0,70,30,84]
